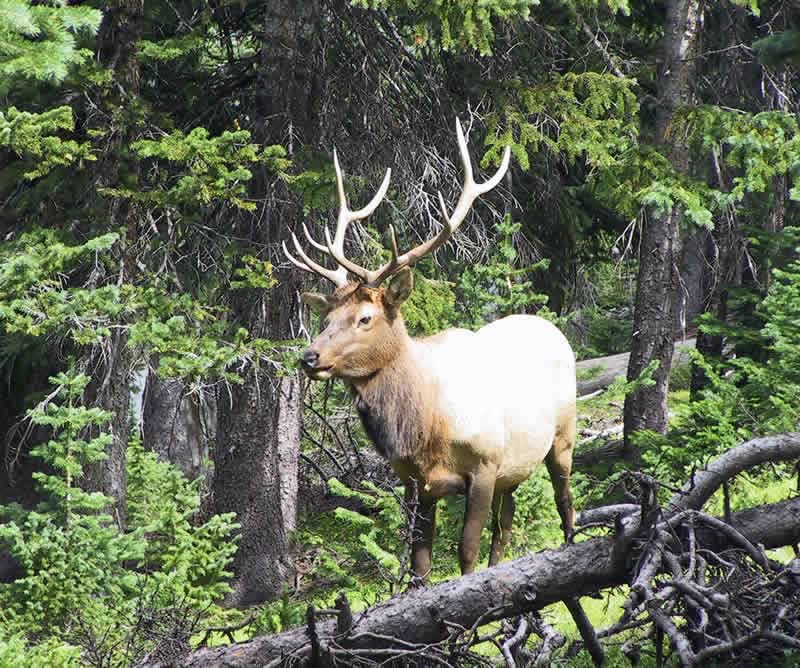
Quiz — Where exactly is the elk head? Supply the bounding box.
[283,120,511,381]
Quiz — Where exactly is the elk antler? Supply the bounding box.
[284,119,511,288]
[282,148,392,288]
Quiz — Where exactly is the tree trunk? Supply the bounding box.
[676,228,708,334]
[142,369,214,480]
[81,0,146,529]
[623,0,701,462]
[213,370,301,606]
[690,215,737,397]
[81,330,132,530]
[211,0,322,605]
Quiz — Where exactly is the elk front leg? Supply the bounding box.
[459,465,496,575]
[406,485,437,582]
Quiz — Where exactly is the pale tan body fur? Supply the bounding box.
[408,314,575,492]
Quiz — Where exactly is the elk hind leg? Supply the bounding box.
[545,411,576,543]
[488,486,516,567]
[459,465,496,575]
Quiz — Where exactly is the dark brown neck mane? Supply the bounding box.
[349,340,448,472]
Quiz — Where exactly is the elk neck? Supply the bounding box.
[348,319,448,472]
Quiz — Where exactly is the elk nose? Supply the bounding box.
[300,349,319,369]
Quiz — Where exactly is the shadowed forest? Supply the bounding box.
[1,0,799,666]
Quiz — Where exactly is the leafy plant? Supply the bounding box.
[0,370,238,664]
[456,215,550,328]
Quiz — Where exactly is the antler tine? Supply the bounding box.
[446,118,511,234]
[284,231,348,287]
[349,167,392,220]
[302,222,329,254]
[437,190,450,221]
[325,150,392,283]
[329,149,392,247]
[324,226,373,281]
[362,118,511,287]
[284,150,391,289]
[282,240,313,273]
[388,224,399,261]
[286,124,509,290]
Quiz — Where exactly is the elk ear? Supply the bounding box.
[302,292,335,316]
[385,267,414,308]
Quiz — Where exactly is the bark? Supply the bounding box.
[624,0,701,463]
[669,432,800,512]
[676,230,708,333]
[689,224,735,397]
[577,338,694,397]
[145,496,800,667]
[214,372,301,606]
[81,330,131,529]
[142,370,214,480]
[210,0,321,604]
[80,0,145,529]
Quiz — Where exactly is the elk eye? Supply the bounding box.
[359,315,372,326]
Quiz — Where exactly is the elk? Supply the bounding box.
[284,121,576,579]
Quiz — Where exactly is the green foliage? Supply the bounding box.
[0,0,101,84]
[0,106,95,179]
[0,228,293,388]
[486,73,640,170]
[0,634,80,668]
[318,478,407,581]
[103,128,290,212]
[232,256,279,290]
[127,437,239,608]
[509,469,564,553]
[0,370,238,663]
[590,145,717,229]
[138,33,206,63]
[676,106,800,204]
[401,275,457,336]
[352,0,536,55]
[0,371,143,636]
[456,216,550,328]
[0,229,118,303]
[753,30,800,66]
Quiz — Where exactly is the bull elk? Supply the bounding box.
[284,121,576,579]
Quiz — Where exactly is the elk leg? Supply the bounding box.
[421,466,466,497]
[488,487,516,567]
[459,466,496,575]
[407,487,437,582]
[545,424,576,543]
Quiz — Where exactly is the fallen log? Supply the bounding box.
[577,337,694,397]
[670,432,800,512]
[151,499,800,667]
[145,434,800,667]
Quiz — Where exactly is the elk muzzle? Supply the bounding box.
[300,348,332,380]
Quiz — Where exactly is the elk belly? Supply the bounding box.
[495,424,557,489]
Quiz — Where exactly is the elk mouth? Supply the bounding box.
[305,365,333,380]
